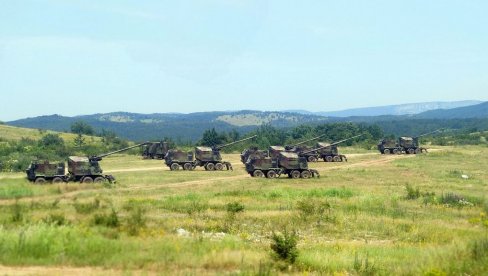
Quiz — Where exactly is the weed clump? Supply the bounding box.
[11,200,25,223]
[73,198,101,214]
[440,193,474,208]
[296,199,332,222]
[353,252,377,275]
[226,201,245,215]
[405,184,421,200]
[126,207,146,236]
[42,213,68,226]
[270,230,299,264]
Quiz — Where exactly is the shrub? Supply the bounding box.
[440,193,474,208]
[126,207,146,236]
[226,202,245,215]
[405,184,421,200]
[296,199,331,220]
[270,230,299,264]
[93,209,119,228]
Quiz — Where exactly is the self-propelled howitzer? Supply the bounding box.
[378,129,441,154]
[315,134,363,162]
[284,134,328,162]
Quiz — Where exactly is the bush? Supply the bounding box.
[93,209,119,228]
[405,184,421,200]
[440,193,474,208]
[226,202,245,215]
[42,214,68,226]
[126,207,146,236]
[296,199,331,220]
[270,230,299,264]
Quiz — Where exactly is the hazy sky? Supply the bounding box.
[1,0,487,121]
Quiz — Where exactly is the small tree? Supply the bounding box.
[74,133,85,147]
[71,121,94,135]
[270,230,299,264]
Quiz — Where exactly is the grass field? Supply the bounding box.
[0,124,102,143]
[0,146,487,275]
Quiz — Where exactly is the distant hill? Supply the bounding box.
[415,101,488,119]
[313,100,482,117]
[0,124,101,142]
[8,111,329,142]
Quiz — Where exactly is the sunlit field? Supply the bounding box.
[0,146,487,275]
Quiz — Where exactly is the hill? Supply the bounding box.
[8,111,329,142]
[415,101,488,119]
[0,124,101,142]
[314,100,482,117]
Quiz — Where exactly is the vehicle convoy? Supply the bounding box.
[26,143,147,184]
[377,130,440,154]
[142,141,169,159]
[316,134,363,162]
[165,135,257,171]
[245,148,320,179]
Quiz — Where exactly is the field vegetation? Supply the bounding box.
[0,145,487,274]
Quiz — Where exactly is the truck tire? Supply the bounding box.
[415,148,421,154]
[171,163,180,171]
[266,170,277,178]
[333,156,341,162]
[392,149,399,154]
[94,177,105,183]
[325,156,333,162]
[408,148,415,154]
[82,177,93,183]
[52,177,64,184]
[35,177,46,184]
[253,170,264,177]
[301,170,311,179]
[206,163,215,171]
[183,163,193,171]
[384,149,390,154]
[308,156,317,162]
[291,170,301,179]
[215,163,224,171]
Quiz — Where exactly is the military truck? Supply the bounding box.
[378,130,440,154]
[316,134,363,162]
[142,141,169,159]
[166,136,257,171]
[26,143,147,184]
[245,151,319,179]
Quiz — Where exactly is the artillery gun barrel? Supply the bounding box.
[301,134,363,155]
[214,135,257,150]
[92,142,148,160]
[291,134,328,147]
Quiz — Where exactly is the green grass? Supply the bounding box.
[0,146,487,274]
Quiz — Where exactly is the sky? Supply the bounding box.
[1,0,487,121]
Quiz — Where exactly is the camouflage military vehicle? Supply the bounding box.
[240,146,269,164]
[285,134,327,162]
[164,150,195,170]
[245,151,319,179]
[378,130,440,154]
[26,143,147,184]
[316,134,363,162]
[26,161,67,184]
[142,141,169,159]
[166,135,257,171]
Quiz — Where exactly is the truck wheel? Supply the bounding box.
[82,177,93,183]
[266,170,277,178]
[94,177,105,183]
[183,163,193,171]
[35,177,46,184]
[384,149,390,154]
[206,163,215,171]
[52,177,64,184]
[215,163,224,171]
[333,156,341,162]
[171,163,180,171]
[415,148,421,154]
[308,156,317,162]
[408,148,415,154]
[301,170,311,179]
[392,149,398,154]
[253,170,264,177]
[325,156,333,162]
[291,170,301,179]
